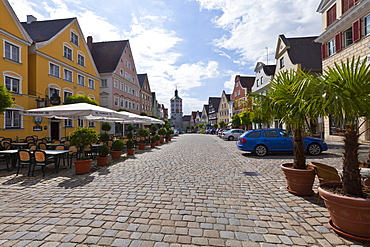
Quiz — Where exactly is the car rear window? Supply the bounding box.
[263,130,279,138]
[246,131,260,138]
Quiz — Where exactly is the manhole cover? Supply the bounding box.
[243,172,260,176]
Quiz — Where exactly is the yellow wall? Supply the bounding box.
[219,93,230,123]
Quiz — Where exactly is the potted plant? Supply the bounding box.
[97,145,110,166]
[101,122,111,133]
[150,136,156,148]
[99,133,110,144]
[126,139,135,155]
[137,127,150,150]
[166,128,174,142]
[110,139,124,159]
[158,127,167,144]
[305,58,370,240]
[69,127,98,174]
[250,69,316,195]
[154,134,160,146]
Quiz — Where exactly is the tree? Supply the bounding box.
[0,84,13,113]
[218,121,226,128]
[250,69,310,169]
[239,111,253,128]
[303,57,370,197]
[213,123,218,129]
[64,95,99,105]
[231,114,241,128]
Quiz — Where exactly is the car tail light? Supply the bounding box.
[239,138,246,143]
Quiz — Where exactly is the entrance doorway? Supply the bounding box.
[50,121,60,141]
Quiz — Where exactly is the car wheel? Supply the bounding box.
[307,143,322,156]
[228,136,234,141]
[254,145,267,157]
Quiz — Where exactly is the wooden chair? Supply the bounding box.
[67,146,78,168]
[38,143,47,150]
[53,140,61,144]
[17,150,33,176]
[2,142,11,150]
[310,162,341,203]
[29,145,37,151]
[33,150,55,177]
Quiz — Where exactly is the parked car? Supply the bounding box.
[237,129,328,156]
[217,128,228,137]
[174,130,180,136]
[221,129,246,141]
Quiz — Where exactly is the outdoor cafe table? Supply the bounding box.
[0,149,70,173]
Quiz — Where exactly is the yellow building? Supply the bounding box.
[0,0,32,140]
[218,90,231,124]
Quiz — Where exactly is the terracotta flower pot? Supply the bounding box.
[318,182,370,241]
[74,159,92,174]
[150,143,156,148]
[110,150,122,160]
[96,156,108,166]
[159,139,164,144]
[127,148,135,155]
[280,163,315,196]
[138,143,146,150]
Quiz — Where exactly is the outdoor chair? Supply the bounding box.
[84,145,94,159]
[67,146,78,168]
[2,142,11,150]
[38,143,47,150]
[29,145,37,151]
[33,150,54,177]
[310,162,341,203]
[27,142,37,149]
[53,140,61,144]
[17,149,33,176]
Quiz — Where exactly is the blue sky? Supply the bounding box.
[10,0,322,115]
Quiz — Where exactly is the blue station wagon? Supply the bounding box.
[237,129,328,156]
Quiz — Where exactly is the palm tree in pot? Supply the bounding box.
[304,57,370,239]
[250,69,316,195]
[69,127,98,174]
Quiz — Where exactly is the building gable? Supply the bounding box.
[0,0,32,43]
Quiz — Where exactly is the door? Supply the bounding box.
[50,121,60,141]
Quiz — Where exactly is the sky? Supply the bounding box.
[9,0,322,115]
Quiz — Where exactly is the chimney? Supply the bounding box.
[27,15,37,24]
[87,36,93,50]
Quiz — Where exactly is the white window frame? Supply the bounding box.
[64,118,73,128]
[88,120,95,128]
[64,68,73,82]
[365,14,370,36]
[64,90,73,102]
[120,98,124,108]
[71,31,79,46]
[88,79,94,89]
[4,73,21,93]
[114,80,118,89]
[114,96,119,106]
[328,38,336,56]
[78,119,84,127]
[49,62,60,78]
[280,57,285,68]
[120,83,124,91]
[63,44,73,60]
[3,40,20,63]
[77,74,85,86]
[101,79,107,87]
[343,26,353,48]
[5,109,22,129]
[77,53,85,67]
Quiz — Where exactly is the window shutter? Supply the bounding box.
[352,19,361,42]
[321,43,327,60]
[335,32,342,53]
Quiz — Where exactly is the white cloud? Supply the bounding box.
[195,0,321,64]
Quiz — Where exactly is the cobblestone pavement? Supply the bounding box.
[0,134,368,247]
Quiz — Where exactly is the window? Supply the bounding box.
[49,63,60,78]
[88,79,94,89]
[246,131,261,138]
[365,15,370,36]
[78,75,85,86]
[124,60,131,69]
[114,97,119,106]
[261,76,263,85]
[238,90,240,96]
[344,27,353,47]
[120,99,124,108]
[263,130,279,138]
[78,119,84,127]
[71,32,78,46]
[101,79,107,87]
[49,87,60,98]
[5,110,21,128]
[64,69,72,82]
[120,83,124,91]
[256,79,259,87]
[279,57,285,68]
[328,38,336,56]
[5,76,19,93]
[77,54,85,66]
[64,46,72,60]
[327,4,337,26]
[64,119,73,127]
[4,42,20,62]
[132,89,135,96]
[64,91,72,102]
[120,69,123,75]
[114,80,118,89]
[88,121,95,128]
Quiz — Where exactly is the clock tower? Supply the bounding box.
[170,88,183,130]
